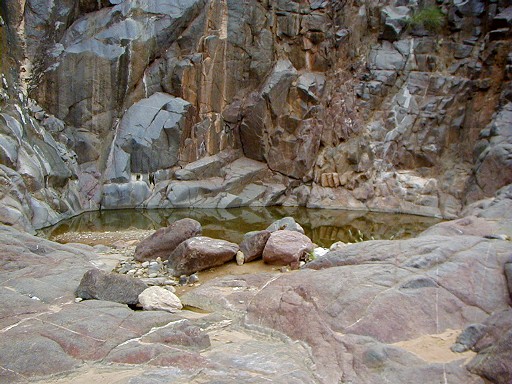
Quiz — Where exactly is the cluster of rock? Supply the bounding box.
[134,216,317,275]
[75,267,183,313]
[75,216,323,312]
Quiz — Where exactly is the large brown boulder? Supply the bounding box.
[75,269,147,305]
[168,236,239,276]
[239,230,271,262]
[262,230,314,268]
[134,218,202,261]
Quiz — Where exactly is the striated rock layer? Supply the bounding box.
[0,0,511,231]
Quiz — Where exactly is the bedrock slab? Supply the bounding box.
[2,188,512,383]
[0,225,317,383]
[183,233,512,383]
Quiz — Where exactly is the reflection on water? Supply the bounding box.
[39,207,442,247]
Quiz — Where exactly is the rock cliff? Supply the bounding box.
[0,0,511,231]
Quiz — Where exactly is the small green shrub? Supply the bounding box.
[407,6,445,32]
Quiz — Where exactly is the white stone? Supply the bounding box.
[312,247,329,258]
[138,286,182,313]
[236,250,245,265]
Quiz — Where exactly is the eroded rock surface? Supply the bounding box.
[2,191,512,383]
[0,224,317,383]
[184,232,512,383]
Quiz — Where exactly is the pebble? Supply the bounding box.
[118,264,133,274]
[312,247,329,258]
[484,234,510,241]
[140,277,178,286]
[108,246,179,289]
[330,241,345,251]
[188,273,199,284]
[75,297,83,303]
[93,244,111,253]
[236,250,244,266]
[179,275,188,285]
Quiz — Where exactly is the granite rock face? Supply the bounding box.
[1,1,512,230]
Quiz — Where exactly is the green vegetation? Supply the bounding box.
[406,6,445,33]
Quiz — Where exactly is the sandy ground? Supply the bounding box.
[51,229,155,246]
[393,329,475,363]
[36,365,145,384]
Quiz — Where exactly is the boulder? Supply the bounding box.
[266,217,305,234]
[174,149,241,180]
[466,309,512,384]
[491,6,512,29]
[380,6,410,41]
[262,230,314,268]
[168,236,239,276]
[104,93,194,183]
[138,286,182,313]
[134,218,202,262]
[368,41,406,71]
[239,230,271,262]
[451,323,488,352]
[75,269,147,305]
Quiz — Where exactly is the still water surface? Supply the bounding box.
[40,207,442,247]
